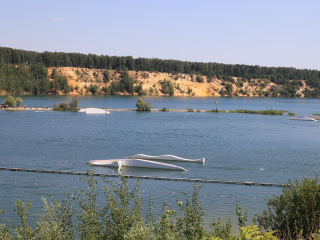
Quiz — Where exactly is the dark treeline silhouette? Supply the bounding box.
[0,46,320,96]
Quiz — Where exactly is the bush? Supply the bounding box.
[161,107,169,112]
[225,83,233,96]
[159,79,174,95]
[0,169,212,240]
[89,84,99,95]
[196,75,204,83]
[53,98,79,112]
[136,97,152,111]
[219,88,226,96]
[255,173,320,239]
[187,108,193,112]
[53,102,69,111]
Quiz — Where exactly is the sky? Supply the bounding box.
[1,0,320,70]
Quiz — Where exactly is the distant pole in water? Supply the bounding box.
[215,101,218,112]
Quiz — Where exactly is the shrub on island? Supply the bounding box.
[53,96,79,111]
[228,109,292,115]
[136,97,152,111]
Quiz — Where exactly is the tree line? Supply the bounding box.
[0,46,320,96]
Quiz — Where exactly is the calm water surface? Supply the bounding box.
[0,96,320,229]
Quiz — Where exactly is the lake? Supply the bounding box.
[0,96,320,229]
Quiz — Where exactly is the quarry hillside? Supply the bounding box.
[46,67,308,97]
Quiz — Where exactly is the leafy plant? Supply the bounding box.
[4,95,15,107]
[255,173,320,239]
[53,102,69,111]
[69,96,79,111]
[239,225,277,240]
[16,97,23,107]
[136,97,152,111]
[196,75,204,83]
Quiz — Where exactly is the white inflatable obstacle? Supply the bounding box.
[87,158,186,171]
[127,154,205,164]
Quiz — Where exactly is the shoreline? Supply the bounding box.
[2,108,320,119]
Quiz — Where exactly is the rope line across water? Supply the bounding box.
[0,167,284,187]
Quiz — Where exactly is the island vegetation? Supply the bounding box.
[53,96,79,111]
[160,107,169,112]
[227,109,295,115]
[0,169,320,239]
[136,97,152,111]
[2,95,23,107]
[0,46,320,97]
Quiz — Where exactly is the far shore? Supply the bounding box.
[0,108,190,112]
[5,108,320,119]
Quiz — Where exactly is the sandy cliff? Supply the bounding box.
[48,67,308,97]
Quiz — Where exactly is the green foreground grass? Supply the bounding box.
[2,170,320,239]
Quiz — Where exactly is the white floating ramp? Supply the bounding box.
[79,108,106,114]
[127,154,205,164]
[287,116,317,121]
[87,159,186,171]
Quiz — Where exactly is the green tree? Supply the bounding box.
[136,97,152,111]
[16,97,23,107]
[103,69,110,83]
[4,95,15,107]
[196,74,204,83]
[69,96,78,111]
[225,83,233,96]
[89,84,99,95]
[168,83,174,96]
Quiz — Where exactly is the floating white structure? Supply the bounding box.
[87,159,186,171]
[287,116,317,121]
[127,154,205,164]
[79,108,106,114]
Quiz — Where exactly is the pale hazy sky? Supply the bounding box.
[1,0,320,70]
